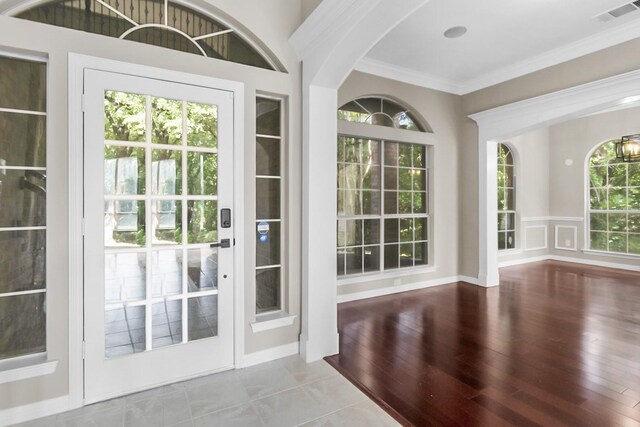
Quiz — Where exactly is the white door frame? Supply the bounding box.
[68,53,245,408]
[469,68,640,287]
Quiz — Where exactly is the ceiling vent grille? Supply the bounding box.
[596,1,640,22]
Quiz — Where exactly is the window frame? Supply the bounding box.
[497,143,517,251]
[0,51,56,378]
[336,133,432,280]
[254,94,286,317]
[586,140,640,257]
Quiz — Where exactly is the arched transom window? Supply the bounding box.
[338,96,428,132]
[13,0,277,70]
[497,143,515,250]
[588,140,640,255]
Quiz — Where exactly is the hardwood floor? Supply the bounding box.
[325,261,640,426]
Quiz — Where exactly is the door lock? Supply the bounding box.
[210,238,231,248]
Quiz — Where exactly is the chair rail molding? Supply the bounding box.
[469,68,640,289]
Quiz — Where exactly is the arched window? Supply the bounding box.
[588,140,640,255]
[338,96,429,132]
[12,0,279,70]
[336,97,430,277]
[497,143,515,250]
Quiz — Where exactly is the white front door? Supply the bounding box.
[83,69,235,403]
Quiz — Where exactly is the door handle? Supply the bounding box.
[210,239,231,248]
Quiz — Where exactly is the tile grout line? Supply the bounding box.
[294,401,364,426]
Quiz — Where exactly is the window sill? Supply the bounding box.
[0,353,58,384]
[337,265,438,286]
[581,249,640,260]
[250,311,297,333]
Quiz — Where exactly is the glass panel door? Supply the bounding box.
[83,68,235,403]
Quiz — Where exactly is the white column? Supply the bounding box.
[300,82,339,361]
[291,0,430,362]
[478,137,500,287]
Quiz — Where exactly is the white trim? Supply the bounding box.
[0,395,69,427]
[355,17,640,95]
[524,224,548,252]
[462,18,640,94]
[521,216,584,222]
[0,359,58,385]
[499,254,640,272]
[582,249,640,260]
[354,57,465,95]
[0,46,47,63]
[243,341,299,368]
[337,275,463,303]
[0,107,46,116]
[250,312,297,333]
[0,288,46,298]
[458,275,479,285]
[499,255,550,268]
[555,225,578,251]
[192,29,234,41]
[0,226,47,232]
[497,249,522,256]
[337,265,437,286]
[67,53,85,411]
[550,255,640,272]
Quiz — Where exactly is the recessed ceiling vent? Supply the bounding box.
[596,1,640,22]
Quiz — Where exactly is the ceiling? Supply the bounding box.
[359,0,640,95]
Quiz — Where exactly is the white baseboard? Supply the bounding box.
[337,275,465,303]
[0,395,70,427]
[243,341,300,368]
[457,275,479,285]
[499,254,640,272]
[549,255,640,272]
[499,255,550,268]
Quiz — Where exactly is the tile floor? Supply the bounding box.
[15,356,399,427]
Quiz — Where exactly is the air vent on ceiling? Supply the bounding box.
[596,1,640,22]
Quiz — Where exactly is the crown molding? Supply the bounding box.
[354,57,465,95]
[462,16,640,94]
[357,16,640,95]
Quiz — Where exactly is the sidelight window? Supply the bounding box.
[0,55,47,361]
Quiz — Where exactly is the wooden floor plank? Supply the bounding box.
[326,260,640,426]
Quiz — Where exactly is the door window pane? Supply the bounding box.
[188,295,218,340]
[188,248,217,292]
[187,103,217,148]
[102,91,221,358]
[152,300,182,349]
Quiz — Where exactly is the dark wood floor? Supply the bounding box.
[326,261,640,426]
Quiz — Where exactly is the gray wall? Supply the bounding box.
[497,107,640,267]
[460,37,640,278]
